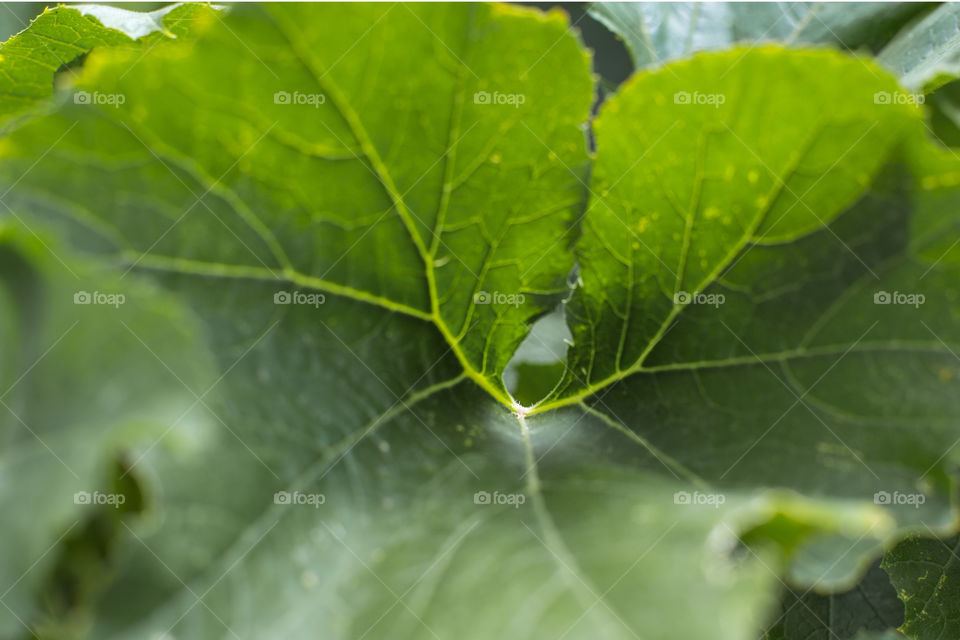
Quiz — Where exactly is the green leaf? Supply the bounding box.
[0,4,212,127]
[0,222,213,637]
[855,632,909,640]
[1,4,959,640]
[1,2,593,405]
[542,46,920,406]
[85,347,798,639]
[925,81,960,147]
[589,2,926,71]
[536,67,960,586]
[68,4,200,40]
[878,4,960,93]
[883,534,960,640]
[763,562,903,639]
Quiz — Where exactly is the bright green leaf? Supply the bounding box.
[542,47,920,405]
[0,3,213,127]
[0,2,593,405]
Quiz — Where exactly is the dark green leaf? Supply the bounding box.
[883,534,960,640]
